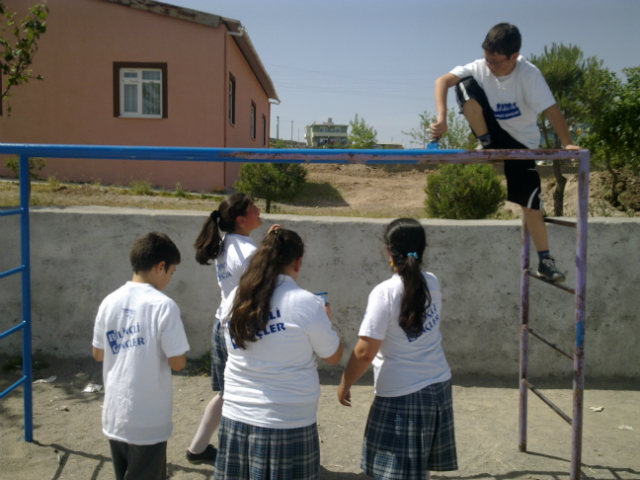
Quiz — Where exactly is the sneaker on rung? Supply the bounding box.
[186,444,217,464]
[537,257,566,283]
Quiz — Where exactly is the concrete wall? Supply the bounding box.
[1,207,638,379]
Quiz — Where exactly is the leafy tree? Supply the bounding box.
[348,114,377,148]
[1,1,48,115]
[425,164,505,219]
[585,66,640,205]
[529,43,614,215]
[234,163,307,213]
[402,110,476,150]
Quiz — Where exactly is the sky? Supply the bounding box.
[165,0,639,148]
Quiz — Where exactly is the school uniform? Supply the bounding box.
[210,234,257,394]
[214,274,340,480]
[452,56,557,209]
[93,282,190,480]
[358,273,457,480]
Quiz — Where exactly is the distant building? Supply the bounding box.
[304,118,348,147]
[375,142,404,150]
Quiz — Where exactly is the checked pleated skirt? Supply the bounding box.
[361,379,458,480]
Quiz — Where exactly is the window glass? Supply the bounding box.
[124,84,138,113]
[142,83,161,115]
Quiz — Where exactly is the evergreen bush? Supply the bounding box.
[235,163,307,213]
[425,164,505,219]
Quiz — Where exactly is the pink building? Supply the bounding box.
[0,0,279,191]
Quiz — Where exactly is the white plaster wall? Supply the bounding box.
[1,207,638,379]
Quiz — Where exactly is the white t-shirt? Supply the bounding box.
[451,56,556,148]
[219,275,341,429]
[215,234,257,319]
[92,282,190,445]
[358,273,451,397]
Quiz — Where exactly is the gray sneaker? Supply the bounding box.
[537,257,566,283]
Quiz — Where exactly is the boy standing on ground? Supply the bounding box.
[92,232,190,480]
[430,23,580,282]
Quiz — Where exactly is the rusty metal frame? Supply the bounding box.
[519,153,590,480]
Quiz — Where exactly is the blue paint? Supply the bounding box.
[576,322,585,349]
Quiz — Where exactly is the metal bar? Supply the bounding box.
[0,376,27,400]
[526,270,575,294]
[0,265,25,279]
[571,153,590,480]
[523,379,572,425]
[0,321,26,339]
[0,208,23,217]
[544,218,577,228]
[19,154,34,442]
[0,144,591,164]
[519,217,530,453]
[523,325,573,360]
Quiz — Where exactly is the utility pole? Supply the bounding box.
[277,116,280,140]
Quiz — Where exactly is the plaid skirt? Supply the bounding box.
[214,417,320,480]
[361,379,458,480]
[211,319,228,394]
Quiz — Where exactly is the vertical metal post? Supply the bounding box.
[519,217,530,452]
[19,155,33,442]
[570,154,589,480]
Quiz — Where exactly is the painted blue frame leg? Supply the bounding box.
[19,154,33,442]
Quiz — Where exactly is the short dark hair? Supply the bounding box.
[482,23,521,57]
[130,232,181,273]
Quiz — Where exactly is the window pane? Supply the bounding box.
[124,72,138,79]
[142,70,161,81]
[124,84,138,113]
[142,83,161,115]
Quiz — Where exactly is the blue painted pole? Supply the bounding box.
[19,154,33,442]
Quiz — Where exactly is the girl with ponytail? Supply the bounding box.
[187,193,278,464]
[338,218,458,479]
[214,228,343,480]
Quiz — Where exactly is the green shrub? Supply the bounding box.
[3,156,46,180]
[130,180,153,196]
[425,164,505,219]
[235,163,307,213]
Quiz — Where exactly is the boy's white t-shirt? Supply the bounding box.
[359,273,451,397]
[215,233,257,319]
[219,275,340,429]
[92,282,190,445]
[450,55,557,148]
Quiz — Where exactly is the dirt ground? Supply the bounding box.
[1,357,638,480]
[0,165,637,218]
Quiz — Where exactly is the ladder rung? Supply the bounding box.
[0,208,23,217]
[0,375,27,399]
[0,265,25,280]
[0,321,26,340]
[524,325,573,360]
[523,379,572,425]
[544,217,577,228]
[526,270,575,294]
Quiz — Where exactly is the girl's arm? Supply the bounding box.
[337,336,382,407]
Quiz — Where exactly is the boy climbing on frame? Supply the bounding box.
[430,23,580,283]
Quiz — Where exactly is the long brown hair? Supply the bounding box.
[384,218,431,338]
[229,229,304,349]
[194,193,252,265]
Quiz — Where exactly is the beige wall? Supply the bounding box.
[0,0,271,191]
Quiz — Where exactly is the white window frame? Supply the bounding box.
[119,68,163,118]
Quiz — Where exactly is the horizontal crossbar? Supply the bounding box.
[526,270,575,294]
[544,218,577,228]
[0,265,25,280]
[524,325,573,360]
[0,208,23,217]
[523,379,572,425]
[0,144,590,164]
[0,321,26,339]
[0,375,27,400]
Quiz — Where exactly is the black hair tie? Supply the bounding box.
[210,210,221,222]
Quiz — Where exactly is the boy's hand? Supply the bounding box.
[430,119,448,138]
[564,144,581,151]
